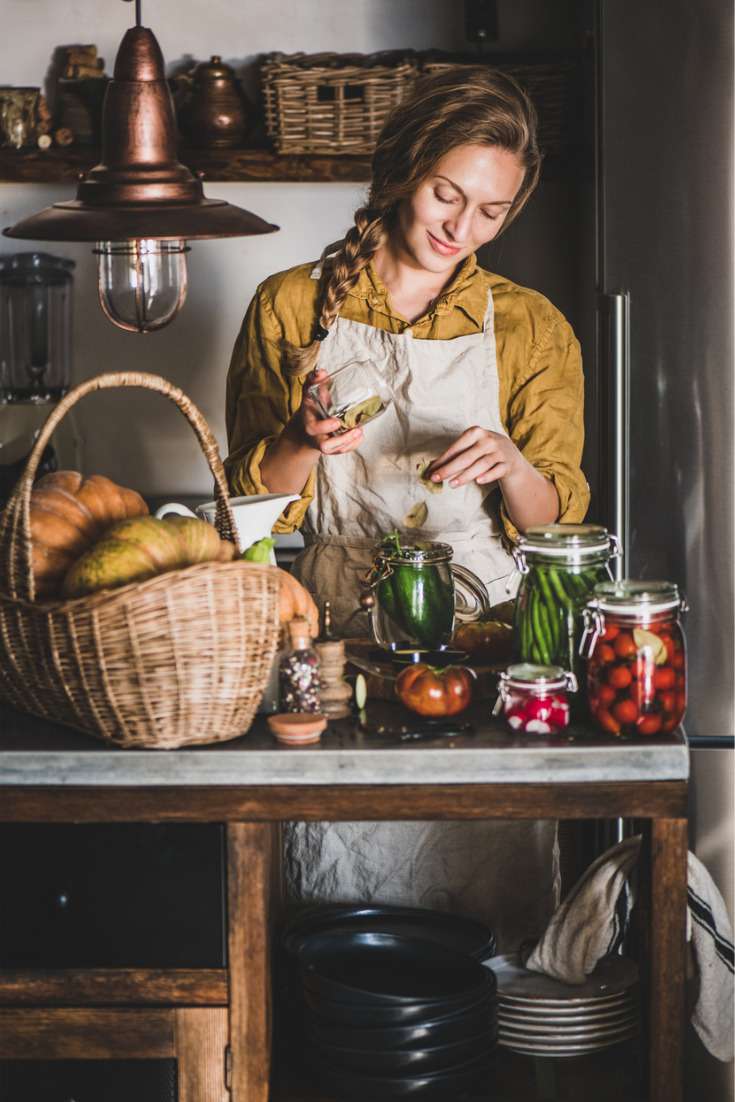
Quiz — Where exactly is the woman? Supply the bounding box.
[225,67,589,948]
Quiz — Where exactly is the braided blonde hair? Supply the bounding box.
[285,66,542,377]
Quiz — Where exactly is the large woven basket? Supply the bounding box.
[0,372,280,750]
[261,50,419,155]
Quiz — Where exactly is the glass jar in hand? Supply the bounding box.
[580,580,687,736]
[511,524,621,717]
[279,617,321,713]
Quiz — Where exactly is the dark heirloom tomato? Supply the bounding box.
[395,663,476,717]
[452,618,514,664]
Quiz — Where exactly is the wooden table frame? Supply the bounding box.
[0,777,688,1102]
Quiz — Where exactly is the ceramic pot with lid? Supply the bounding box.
[176,56,249,148]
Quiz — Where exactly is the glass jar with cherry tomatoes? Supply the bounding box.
[580,580,688,737]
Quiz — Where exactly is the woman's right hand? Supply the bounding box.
[296,368,365,455]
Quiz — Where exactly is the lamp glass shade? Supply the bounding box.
[95,240,189,333]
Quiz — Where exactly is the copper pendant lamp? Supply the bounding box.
[3,4,278,332]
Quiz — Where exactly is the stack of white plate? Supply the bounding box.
[486,953,641,1058]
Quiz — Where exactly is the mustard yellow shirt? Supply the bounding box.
[225,254,590,542]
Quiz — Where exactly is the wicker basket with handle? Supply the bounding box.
[261,50,419,155]
[0,372,280,750]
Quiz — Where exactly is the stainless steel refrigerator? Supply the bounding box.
[595,0,734,748]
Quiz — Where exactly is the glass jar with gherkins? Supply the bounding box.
[361,533,490,651]
[511,524,621,716]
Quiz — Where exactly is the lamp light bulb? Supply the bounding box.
[95,239,190,333]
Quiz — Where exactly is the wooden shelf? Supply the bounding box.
[0,145,373,185]
[0,145,585,186]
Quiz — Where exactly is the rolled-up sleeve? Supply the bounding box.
[495,284,590,543]
[224,282,315,532]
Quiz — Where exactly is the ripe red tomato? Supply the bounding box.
[636,713,663,735]
[608,664,633,689]
[601,624,620,642]
[653,667,675,690]
[596,643,616,665]
[595,684,616,708]
[395,663,476,717]
[613,699,639,725]
[613,632,637,659]
[658,690,677,714]
[593,707,622,734]
[452,619,514,664]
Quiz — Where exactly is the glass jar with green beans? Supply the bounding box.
[511,524,621,716]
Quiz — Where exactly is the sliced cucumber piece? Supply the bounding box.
[354,674,368,710]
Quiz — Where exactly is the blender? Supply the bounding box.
[0,252,83,508]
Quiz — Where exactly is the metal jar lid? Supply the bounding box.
[375,539,453,566]
[587,579,686,616]
[517,523,617,558]
[502,663,573,691]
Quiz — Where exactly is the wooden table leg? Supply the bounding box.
[227,821,282,1102]
[647,817,688,1102]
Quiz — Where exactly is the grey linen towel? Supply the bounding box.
[525,835,734,1063]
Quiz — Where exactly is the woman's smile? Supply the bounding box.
[427,232,462,256]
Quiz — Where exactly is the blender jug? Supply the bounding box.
[0,252,83,507]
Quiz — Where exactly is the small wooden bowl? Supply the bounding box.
[267,713,327,744]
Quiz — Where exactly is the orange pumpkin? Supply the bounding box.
[29,471,149,598]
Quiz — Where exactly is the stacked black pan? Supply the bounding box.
[281,906,499,1099]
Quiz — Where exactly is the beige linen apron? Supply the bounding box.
[287,290,559,951]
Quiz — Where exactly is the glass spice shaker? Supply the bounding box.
[493,663,578,735]
[279,616,321,714]
[580,579,688,737]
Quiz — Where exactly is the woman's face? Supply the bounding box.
[394,144,526,277]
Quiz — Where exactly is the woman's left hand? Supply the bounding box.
[426,426,518,488]
[426,427,560,532]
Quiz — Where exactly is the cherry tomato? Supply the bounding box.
[632,655,652,681]
[613,699,639,725]
[658,690,677,714]
[636,713,663,735]
[662,633,676,663]
[452,619,513,664]
[395,663,476,717]
[601,624,620,642]
[608,665,633,689]
[596,643,616,665]
[671,650,686,669]
[613,632,637,659]
[653,667,675,690]
[593,707,622,734]
[595,684,616,708]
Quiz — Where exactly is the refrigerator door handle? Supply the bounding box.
[597,292,629,577]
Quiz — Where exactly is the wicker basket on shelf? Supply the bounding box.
[0,372,280,750]
[260,50,419,155]
[420,53,577,155]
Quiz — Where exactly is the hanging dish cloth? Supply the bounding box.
[523,835,734,1063]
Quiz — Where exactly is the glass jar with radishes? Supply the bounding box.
[580,580,687,737]
[493,663,578,734]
